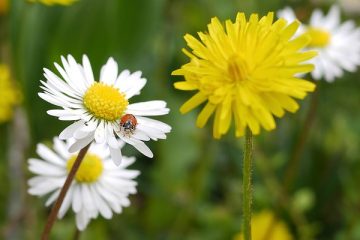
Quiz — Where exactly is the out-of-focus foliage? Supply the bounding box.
[0,0,360,239]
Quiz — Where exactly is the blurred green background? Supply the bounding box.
[1,0,360,239]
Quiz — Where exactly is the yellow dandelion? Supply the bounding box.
[234,210,293,240]
[27,0,77,6]
[0,64,21,124]
[173,12,316,139]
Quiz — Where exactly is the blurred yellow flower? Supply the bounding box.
[0,64,21,123]
[27,0,77,6]
[173,12,316,139]
[234,210,293,240]
[0,0,8,15]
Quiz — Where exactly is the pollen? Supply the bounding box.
[306,27,331,47]
[66,153,103,183]
[83,82,128,121]
[227,54,250,83]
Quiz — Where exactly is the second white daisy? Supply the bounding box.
[39,55,171,165]
[278,5,360,82]
[28,138,140,231]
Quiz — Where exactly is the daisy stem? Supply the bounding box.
[73,228,81,240]
[41,143,91,240]
[243,128,253,240]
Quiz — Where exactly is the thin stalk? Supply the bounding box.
[284,89,319,190]
[73,228,81,240]
[242,128,253,240]
[41,143,91,240]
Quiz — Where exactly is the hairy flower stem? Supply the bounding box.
[41,143,91,240]
[243,128,253,240]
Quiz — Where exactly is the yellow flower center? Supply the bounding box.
[306,27,331,48]
[227,54,250,82]
[66,153,104,183]
[83,82,128,121]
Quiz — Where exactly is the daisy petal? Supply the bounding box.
[89,185,112,219]
[82,55,95,86]
[58,185,74,218]
[45,189,60,207]
[72,185,82,213]
[119,156,136,168]
[94,121,106,143]
[120,137,153,158]
[81,185,96,212]
[36,143,66,166]
[68,135,94,153]
[137,116,172,132]
[126,101,170,116]
[28,159,66,177]
[76,210,91,231]
[100,57,118,85]
[59,120,86,140]
[109,147,122,166]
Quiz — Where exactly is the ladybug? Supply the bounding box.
[120,114,137,135]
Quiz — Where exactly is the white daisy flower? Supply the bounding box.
[278,5,360,82]
[39,54,171,165]
[28,138,140,231]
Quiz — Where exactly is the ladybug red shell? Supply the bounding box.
[120,114,137,134]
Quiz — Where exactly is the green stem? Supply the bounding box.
[73,227,81,240]
[284,88,319,190]
[243,128,253,240]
